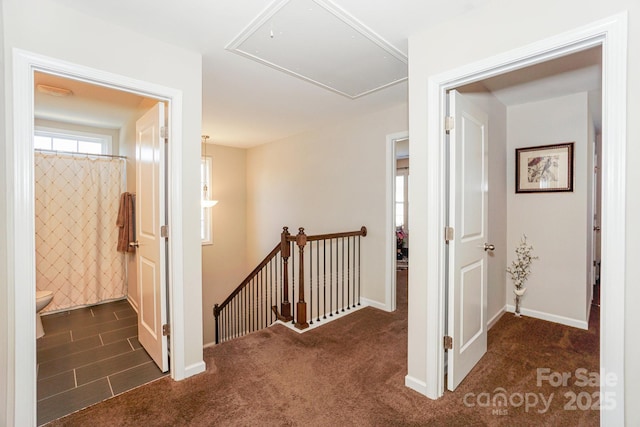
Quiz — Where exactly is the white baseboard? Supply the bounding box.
[487,307,506,330]
[405,375,428,396]
[203,341,216,349]
[360,297,391,312]
[184,360,206,378]
[274,303,369,334]
[505,305,588,330]
[127,296,138,313]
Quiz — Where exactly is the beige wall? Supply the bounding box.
[408,0,639,421]
[202,144,248,346]
[246,103,407,306]
[507,93,590,326]
[2,0,203,422]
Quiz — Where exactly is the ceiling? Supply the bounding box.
[40,0,602,147]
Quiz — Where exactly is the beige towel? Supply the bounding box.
[117,192,135,253]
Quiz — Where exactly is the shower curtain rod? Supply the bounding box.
[35,149,127,160]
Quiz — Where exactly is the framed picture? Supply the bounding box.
[515,142,574,193]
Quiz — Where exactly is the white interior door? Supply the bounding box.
[447,90,489,391]
[135,102,169,372]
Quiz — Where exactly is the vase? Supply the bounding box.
[513,287,527,296]
[513,287,526,316]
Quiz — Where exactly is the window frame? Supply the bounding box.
[200,156,213,245]
[34,126,113,155]
[395,168,409,232]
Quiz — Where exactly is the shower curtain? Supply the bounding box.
[35,152,126,312]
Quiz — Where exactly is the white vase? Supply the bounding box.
[513,287,526,317]
[513,287,527,296]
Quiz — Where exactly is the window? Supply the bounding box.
[201,157,213,245]
[34,127,112,155]
[395,170,409,230]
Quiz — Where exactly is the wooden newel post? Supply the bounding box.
[213,304,220,344]
[295,227,309,330]
[280,227,292,321]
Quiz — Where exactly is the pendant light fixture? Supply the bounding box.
[201,135,218,208]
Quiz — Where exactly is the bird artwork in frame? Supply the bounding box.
[515,142,574,193]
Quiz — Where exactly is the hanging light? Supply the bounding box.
[201,135,218,208]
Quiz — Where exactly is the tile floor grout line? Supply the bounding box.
[37,340,142,381]
[107,360,165,380]
[38,299,146,422]
[37,375,111,403]
[41,328,137,363]
[44,321,138,349]
[106,376,115,397]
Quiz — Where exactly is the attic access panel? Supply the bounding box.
[226,0,407,99]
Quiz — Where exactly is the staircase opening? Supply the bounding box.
[213,226,367,344]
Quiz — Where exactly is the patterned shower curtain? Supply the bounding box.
[35,152,126,312]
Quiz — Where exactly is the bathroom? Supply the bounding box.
[33,71,167,425]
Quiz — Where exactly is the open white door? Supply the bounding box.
[135,102,169,372]
[447,90,489,391]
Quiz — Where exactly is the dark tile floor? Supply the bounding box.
[37,299,167,426]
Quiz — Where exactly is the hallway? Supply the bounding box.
[49,271,598,426]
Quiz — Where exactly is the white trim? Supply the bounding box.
[184,361,206,378]
[505,305,588,330]
[34,126,113,155]
[10,49,191,424]
[360,296,389,312]
[200,156,213,246]
[423,14,627,426]
[225,0,407,99]
[385,131,408,313]
[487,307,506,330]
[274,302,371,333]
[404,375,429,396]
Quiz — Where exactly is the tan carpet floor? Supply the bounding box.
[48,270,599,426]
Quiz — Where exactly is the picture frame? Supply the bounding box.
[515,142,574,193]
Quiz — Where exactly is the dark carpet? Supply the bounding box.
[48,270,599,426]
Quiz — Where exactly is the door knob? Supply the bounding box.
[129,241,139,248]
[483,243,495,252]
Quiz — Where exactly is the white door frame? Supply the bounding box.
[10,49,186,425]
[385,131,409,312]
[422,13,627,425]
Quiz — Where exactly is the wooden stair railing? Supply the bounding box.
[214,226,367,344]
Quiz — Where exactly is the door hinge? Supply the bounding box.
[161,225,169,238]
[444,335,453,350]
[160,126,168,139]
[162,324,170,336]
[445,226,454,243]
[445,116,455,132]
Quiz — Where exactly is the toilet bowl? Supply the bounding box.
[36,290,54,338]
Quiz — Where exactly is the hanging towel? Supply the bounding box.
[117,192,136,253]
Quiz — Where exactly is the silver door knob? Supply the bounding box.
[483,243,495,252]
[129,241,139,248]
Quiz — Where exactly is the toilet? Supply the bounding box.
[36,290,54,339]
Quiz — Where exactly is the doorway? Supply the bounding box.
[418,15,626,426]
[32,71,170,424]
[386,131,409,312]
[10,49,188,425]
